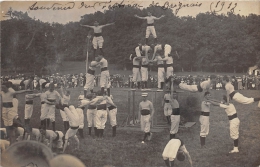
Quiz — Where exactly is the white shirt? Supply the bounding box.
[65,106,80,127]
[219,103,237,116]
[100,58,108,68]
[200,80,211,90]
[201,101,210,112]
[225,82,235,95]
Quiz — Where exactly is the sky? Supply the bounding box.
[0,0,259,24]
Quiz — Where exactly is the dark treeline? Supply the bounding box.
[1,7,260,74]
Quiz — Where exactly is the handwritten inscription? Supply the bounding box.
[210,1,237,15]
[27,1,237,15]
[28,2,75,10]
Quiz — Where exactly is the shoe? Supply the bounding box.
[141,141,145,144]
[148,133,153,141]
[229,149,239,153]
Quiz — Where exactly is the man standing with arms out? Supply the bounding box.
[138,92,154,143]
[177,75,216,92]
[97,54,111,96]
[162,137,193,167]
[1,83,30,144]
[130,54,143,89]
[81,21,115,57]
[84,57,99,97]
[222,75,260,109]
[163,90,172,124]
[169,93,180,139]
[44,83,61,131]
[199,92,211,148]
[134,12,165,45]
[208,95,240,153]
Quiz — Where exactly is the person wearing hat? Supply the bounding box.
[97,54,111,96]
[134,12,165,45]
[162,137,193,167]
[58,86,71,133]
[84,57,100,97]
[199,92,211,148]
[177,75,217,92]
[44,83,61,131]
[163,90,172,124]
[207,95,240,153]
[80,21,115,57]
[130,54,143,89]
[169,93,180,139]
[138,92,154,143]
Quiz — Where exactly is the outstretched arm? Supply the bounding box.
[101,22,115,28]
[134,15,147,19]
[153,15,165,20]
[80,24,94,28]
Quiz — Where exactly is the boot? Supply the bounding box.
[145,38,148,45]
[94,127,98,137]
[100,129,104,138]
[88,127,92,135]
[200,136,206,147]
[78,129,84,138]
[164,159,170,167]
[144,81,148,89]
[112,126,116,137]
[24,119,29,125]
[52,121,56,131]
[154,38,157,45]
[107,88,110,96]
[137,82,141,89]
[47,119,50,128]
[100,48,104,56]
[170,134,175,139]
[84,90,87,98]
[161,82,164,89]
[93,49,97,57]
[101,87,105,95]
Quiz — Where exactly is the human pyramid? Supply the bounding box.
[1,11,260,167]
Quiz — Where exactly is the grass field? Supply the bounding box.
[1,61,260,167]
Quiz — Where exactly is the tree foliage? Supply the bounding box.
[1,7,260,74]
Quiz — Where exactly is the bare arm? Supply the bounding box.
[80,24,93,28]
[226,91,230,105]
[134,15,146,19]
[138,103,141,121]
[101,22,115,28]
[153,15,165,20]
[182,145,193,167]
[150,102,155,119]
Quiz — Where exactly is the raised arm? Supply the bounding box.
[134,15,147,20]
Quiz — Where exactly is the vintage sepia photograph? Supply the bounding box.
[0,0,260,166]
